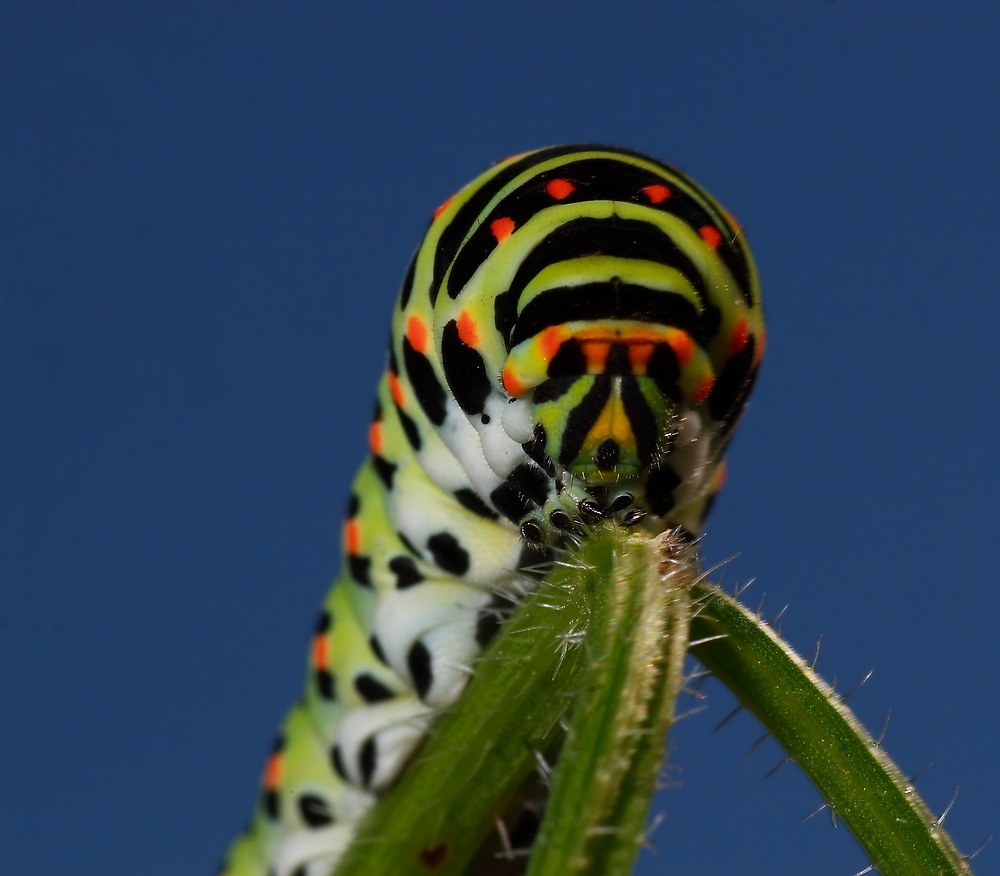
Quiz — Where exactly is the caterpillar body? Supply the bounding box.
[220,145,763,875]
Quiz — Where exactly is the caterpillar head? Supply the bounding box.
[502,317,714,483]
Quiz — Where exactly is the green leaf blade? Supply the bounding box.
[689,582,971,876]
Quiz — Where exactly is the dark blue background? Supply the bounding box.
[4,3,997,874]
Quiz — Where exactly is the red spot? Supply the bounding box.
[545,178,575,200]
[539,326,563,360]
[345,519,361,555]
[729,318,749,354]
[263,753,282,789]
[666,332,694,366]
[417,844,450,868]
[457,311,478,346]
[692,376,714,403]
[642,184,671,203]
[433,195,454,219]
[406,316,428,353]
[312,634,328,670]
[368,421,383,455]
[490,216,516,242]
[501,364,524,398]
[699,225,723,249]
[388,372,405,407]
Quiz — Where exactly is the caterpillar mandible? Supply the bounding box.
[220,145,764,875]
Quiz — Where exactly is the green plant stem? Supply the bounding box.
[526,527,695,876]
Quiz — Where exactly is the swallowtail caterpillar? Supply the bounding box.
[220,145,763,875]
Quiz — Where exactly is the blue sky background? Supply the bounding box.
[4,3,998,874]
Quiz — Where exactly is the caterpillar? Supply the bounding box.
[220,145,763,876]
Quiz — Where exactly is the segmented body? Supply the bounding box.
[221,145,763,876]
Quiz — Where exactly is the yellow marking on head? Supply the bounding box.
[588,390,636,451]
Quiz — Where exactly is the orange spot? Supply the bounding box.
[545,178,575,199]
[490,216,516,242]
[501,364,525,398]
[264,753,282,790]
[406,316,428,353]
[699,225,723,249]
[692,376,714,403]
[368,421,383,455]
[729,318,749,354]
[539,326,564,360]
[753,329,766,365]
[712,460,728,489]
[457,311,478,346]
[580,338,611,372]
[388,372,405,407]
[666,332,694,366]
[345,519,361,555]
[433,195,454,219]
[627,341,656,372]
[643,184,671,203]
[312,635,328,670]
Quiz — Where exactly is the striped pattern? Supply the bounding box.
[220,146,763,876]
